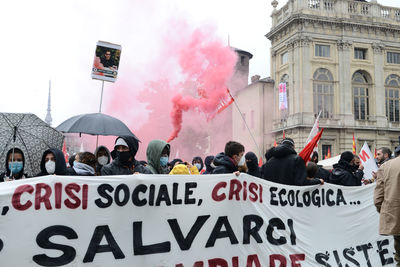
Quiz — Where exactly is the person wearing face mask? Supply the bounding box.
[37,148,67,176]
[192,156,204,174]
[145,139,170,174]
[329,151,364,186]
[94,146,111,174]
[202,155,215,174]
[0,148,29,182]
[245,152,261,178]
[66,152,97,176]
[212,141,245,174]
[101,136,151,176]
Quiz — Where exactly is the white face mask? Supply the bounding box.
[97,156,108,166]
[238,156,246,166]
[45,160,56,174]
[194,163,202,171]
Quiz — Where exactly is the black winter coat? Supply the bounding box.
[245,152,261,178]
[203,155,215,174]
[101,158,151,175]
[316,166,331,182]
[329,161,363,186]
[262,144,321,186]
[212,153,238,174]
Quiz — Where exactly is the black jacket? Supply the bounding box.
[36,148,67,176]
[262,144,320,186]
[203,155,215,174]
[316,166,331,182]
[329,160,363,186]
[212,153,238,174]
[102,136,151,175]
[101,158,151,175]
[245,152,261,178]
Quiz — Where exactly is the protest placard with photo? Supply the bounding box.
[91,41,122,82]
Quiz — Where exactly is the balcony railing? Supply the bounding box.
[271,0,400,27]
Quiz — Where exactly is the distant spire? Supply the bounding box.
[45,80,52,126]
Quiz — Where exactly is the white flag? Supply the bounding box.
[306,111,322,147]
[358,142,378,179]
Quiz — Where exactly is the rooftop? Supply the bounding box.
[267,0,400,38]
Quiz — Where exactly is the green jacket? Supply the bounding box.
[145,140,170,174]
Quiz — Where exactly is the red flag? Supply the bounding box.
[299,129,324,164]
[62,140,69,163]
[374,148,377,158]
[258,157,263,167]
[327,146,331,159]
[273,140,277,147]
[206,88,234,121]
[283,130,286,139]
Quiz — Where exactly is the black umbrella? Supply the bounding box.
[0,113,64,177]
[56,113,138,139]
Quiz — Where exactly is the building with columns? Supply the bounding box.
[233,0,400,159]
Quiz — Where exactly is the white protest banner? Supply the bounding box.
[0,174,395,267]
[359,141,379,179]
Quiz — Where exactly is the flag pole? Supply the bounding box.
[229,91,263,163]
[96,80,105,148]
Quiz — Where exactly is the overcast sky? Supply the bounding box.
[0,0,399,126]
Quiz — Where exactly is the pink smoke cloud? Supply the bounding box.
[104,20,240,160]
[166,27,237,142]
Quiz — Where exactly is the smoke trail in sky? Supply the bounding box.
[166,27,237,142]
[104,17,240,160]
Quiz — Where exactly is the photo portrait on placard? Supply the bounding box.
[91,41,122,82]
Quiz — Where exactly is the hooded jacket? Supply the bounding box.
[245,152,261,178]
[329,160,363,186]
[0,148,29,182]
[262,144,320,186]
[94,145,111,173]
[192,156,204,173]
[203,155,215,174]
[145,140,170,174]
[101,136,150,175]
[212,152,238,174]
[37,148,67,176]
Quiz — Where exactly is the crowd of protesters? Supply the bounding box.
[2,135,399,185]
[1,135,400,264]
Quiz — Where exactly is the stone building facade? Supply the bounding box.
[234,0,400,159]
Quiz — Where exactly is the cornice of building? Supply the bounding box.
[266,13,400,41]
[270,123,400,133]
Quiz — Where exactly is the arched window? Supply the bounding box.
[313,68,334,118]
[385,74,400,122]
[352,71,370,120]
[280,74,289,119]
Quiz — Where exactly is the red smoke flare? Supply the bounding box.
[166,29,237,142]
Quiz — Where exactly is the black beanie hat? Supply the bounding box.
[340,151,354,163]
